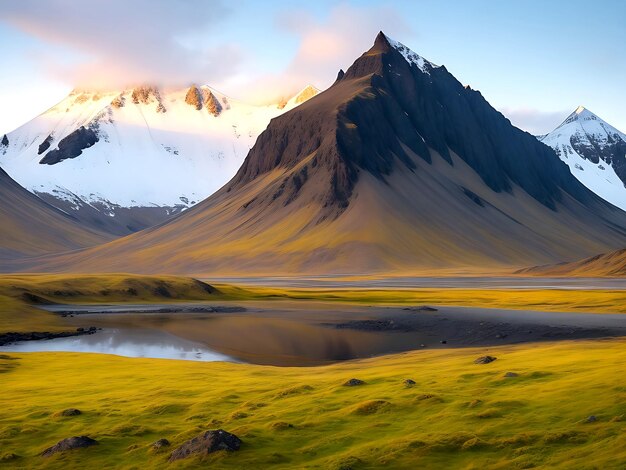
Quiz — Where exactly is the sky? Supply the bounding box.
[0,0,624,135]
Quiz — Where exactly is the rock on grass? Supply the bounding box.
[152,438,170,450]
[169,429,241,462]
[343,378,365,387]
[474,356,497,364]
[41,436,98,457]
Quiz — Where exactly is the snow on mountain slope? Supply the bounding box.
[384,35,440,74]
[540,106,626,211]
[0,84,318,235]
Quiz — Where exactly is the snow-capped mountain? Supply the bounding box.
[540,106,626,211]
[0,84,319,235]
[23,33,626,275]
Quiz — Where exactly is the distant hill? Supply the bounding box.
[0,166,110,260]
[517,249,626,277]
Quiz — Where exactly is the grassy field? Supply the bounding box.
[1,339,626,469]
[0,274,222,333]
[217,284,626,314]
[1,274,626,467]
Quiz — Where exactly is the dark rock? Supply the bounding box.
[403,305,438,312]
[185,85,203,110]
[404,379,416,387]
[169,429,241,462]
[152,438,170,449]
[504,372,518,378]
[1,134,8,146]
[343,378,366,387]
[202,89,223,116]
[39,126,99,165]
[38,134,53,154]
[585,415,598,423]
[474,356,497,364]
[60,408,82,416]
[0,329,97,346]
[111,95,125,108]
[440,340,447,344]
[131,86,158,105]
[41,436,98,457]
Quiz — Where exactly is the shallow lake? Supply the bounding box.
[3,302,626,366]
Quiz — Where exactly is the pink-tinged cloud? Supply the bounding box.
[1,1,411,104]
[215,3,413,104]
[0,0,241,89]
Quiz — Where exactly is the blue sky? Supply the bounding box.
[1,0,624,134]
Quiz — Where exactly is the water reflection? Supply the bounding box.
[1,329,233,362]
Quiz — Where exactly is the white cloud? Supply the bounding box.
[1,1,411,103]
[0,0,241,88]
[215,3,413,103]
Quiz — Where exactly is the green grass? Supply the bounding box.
[1,340,626,468]
[216,284,626,314]
[0,274,223,333]
[2,274,626,468]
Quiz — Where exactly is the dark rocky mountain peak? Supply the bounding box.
[228,32,591,213]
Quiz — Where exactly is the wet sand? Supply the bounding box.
[9,300,624,366]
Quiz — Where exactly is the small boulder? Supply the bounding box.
[152,438,170,450]
[169,429,241,462]
[41,436,98,457]
[59,408,81,416]
[585,415,598,423]
[418,306,438,312]
[343,378,365,387]
[504,372,518,378]
[474,356,497,364]
[404,379,416,387]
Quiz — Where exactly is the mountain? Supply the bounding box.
[14,32,626,275]
[517,248,626,277]
[0,166,111,260]
[0,84,319,235]
[540,107,626,211]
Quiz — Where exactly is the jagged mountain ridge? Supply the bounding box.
[12,33,626,275]
[540,107,626,211]
[0,84,319,235]
[231,33,593,215]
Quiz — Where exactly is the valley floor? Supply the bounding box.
[1,274,626,468]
